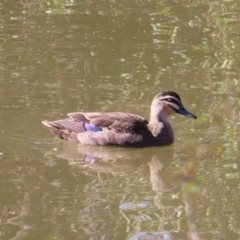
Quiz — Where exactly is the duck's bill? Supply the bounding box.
[177,107,197,119]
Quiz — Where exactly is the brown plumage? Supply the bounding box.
[42,91,197,147]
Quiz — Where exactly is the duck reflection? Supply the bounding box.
[42,141,179,239]
[44,140,175,193]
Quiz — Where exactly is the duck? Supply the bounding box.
[42,90,197,147]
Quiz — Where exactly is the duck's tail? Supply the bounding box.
[42,119,84,141]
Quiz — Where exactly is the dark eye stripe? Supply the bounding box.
[169,98,182,106]
[160,96,182,107]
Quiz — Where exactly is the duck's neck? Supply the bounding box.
[148,106,173,140]
[149,106,168,125]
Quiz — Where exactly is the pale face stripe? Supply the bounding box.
[160,95,182,111]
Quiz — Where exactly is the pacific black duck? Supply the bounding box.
[42,91,197,147]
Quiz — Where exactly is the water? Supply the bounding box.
[1,0,240,239]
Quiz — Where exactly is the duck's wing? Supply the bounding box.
[68,112,149,132]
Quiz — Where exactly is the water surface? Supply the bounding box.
[1,0,240,239]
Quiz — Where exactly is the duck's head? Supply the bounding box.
[151,90,197,119]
